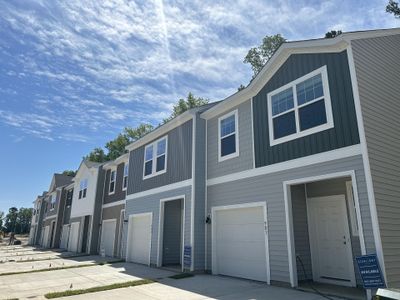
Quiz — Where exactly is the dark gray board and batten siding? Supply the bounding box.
[127,119,193,194]
[253,50,360,167]
[352,33,400,287]
[103,162,127,205]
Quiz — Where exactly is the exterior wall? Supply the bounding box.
[101,204,125,257]
[125,185,192,267]
[53,188,67,248]
[352,33,400,287]
[70,165,99,218]
[45,190,59,218]
[206,155,375,284]
[103,162,127,205]
[63,188,73,225]
[207,99,254,179]
[127,119,193,194]
[90,167,105,254]
[253,50,360,167]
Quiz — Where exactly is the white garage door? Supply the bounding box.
[60,225,70,249]
[213,205,268,282]
[68,222,80,252]
[42,225,50,248]
[100,219,116,257]
[126,213,152,265]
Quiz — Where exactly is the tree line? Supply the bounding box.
[0,207,32,234]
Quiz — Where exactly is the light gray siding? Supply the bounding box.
[207,99,254,179]
[352,33,400,287]
[125,186,192,267]
[127,120,193,194]
[206,155,375,284]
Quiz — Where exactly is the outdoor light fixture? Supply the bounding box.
[205,214,211,224]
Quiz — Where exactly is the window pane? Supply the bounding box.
[156,155,165,172]
[271,88,294,116]
[145,145,153,161]
[273,111,296,139]
[296,74,323,105]
[111,171,115,181]
[79,190,82,199]
[123,177,128,189]
[110,181,115,193]
[221,134,236,157]
[157,138,166,156]
[83,188,87,198]
[144,160,152,176]
[124,164,129,176]
[299,99,327,131]
[220,115,235,137]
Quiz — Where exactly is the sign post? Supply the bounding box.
[183,246,192,270]
[356,254,386,289]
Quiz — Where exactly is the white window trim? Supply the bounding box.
[79,179,88,199]
[143,135,168,180]
[218,109,239,162]
[267,65,334,146]
[109,168,116,195]
[346,181,359,236]
[122,163,128,191]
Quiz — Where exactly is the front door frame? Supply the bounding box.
[157,195,186,271]
[283,170,367,288]
[306,195,356,287]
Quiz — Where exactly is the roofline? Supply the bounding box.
[201,27,400,120]
[126,110,194,152]
[103,153,129,169]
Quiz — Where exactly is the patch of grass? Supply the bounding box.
[169,273,194,279]
[44,279,153,299]
[0,259,125,276]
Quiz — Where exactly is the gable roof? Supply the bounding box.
[48,174,73,192]
[200,27,400,120]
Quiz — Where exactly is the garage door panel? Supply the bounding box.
[101,220,116,257]
[214,205,268,282]
[68,222,79,252]
[127,214,152,265]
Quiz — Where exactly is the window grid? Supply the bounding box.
[143,136,168,179]
[123,164,128,190]
[218,110,239,162]
[109,169,116,194]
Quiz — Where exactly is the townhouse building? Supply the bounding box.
[99,153,129,257]
[59,182,74,249]
[28,192,47,245]
[68,160,104,254]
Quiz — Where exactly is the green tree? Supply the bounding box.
[0,211,4,230]
[85,147,107,163]
[325,30,342,38]
[163,92,209,123]
[62,170,76,177]
[4,207,18,233]
[387,0,400,17]
[105,133,130,161]
[124,124,154,141]
[243,34,286,77]
[17,208,32,234]
[237,84,246,91]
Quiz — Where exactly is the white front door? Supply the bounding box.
[60,225,70,249]
[100,219,116,257]
[212,204,268,282]
[68,222,80,252]
[307,195,356,286]
[126,213,152,265]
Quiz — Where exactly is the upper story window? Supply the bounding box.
[218,110,239,162]
[123,163,129,190]
[109,169,116,194]
[66,189,73,207]
[50,194,56,210]
[268,66,333,146]
[143,136,167,179]
[78,179,88,199]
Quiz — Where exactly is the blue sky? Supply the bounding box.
[0,0,397,213]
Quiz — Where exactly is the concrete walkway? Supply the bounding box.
[56,274,341,300]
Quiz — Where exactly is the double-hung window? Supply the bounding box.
[66,189,73,207]
[143,136,167,178]
[109,169,116,194]
[79,179,88,199]
[218,110,239,161]
[123,164,129,190]
[268,66,333,146]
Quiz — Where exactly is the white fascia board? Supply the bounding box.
[200,28,400,121]
[126,112,194,151]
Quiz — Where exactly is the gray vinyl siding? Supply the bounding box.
[127,120,193,194]
[253,50,360,167]
[206,155,375,284]
[90,167,105,254]
[207,99,254,179]
[63,188,73,225]
[46,189,61,218]
[103,162,127,205]
[125,186,192,267]
[352,33,400,287]
[102,204,125,257]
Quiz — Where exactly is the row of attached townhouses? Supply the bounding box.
[28,29,400,296]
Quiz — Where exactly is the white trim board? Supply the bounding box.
[282,170,367,295]
[125,179,192,201]
[211,201,270,284]
[190,116,196,272]
[102,200,125,209]
[207,145,362,186]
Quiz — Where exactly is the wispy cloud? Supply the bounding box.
[0,0,397,143]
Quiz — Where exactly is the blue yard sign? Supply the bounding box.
[183,246,191,268]
[356,254,386,289]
